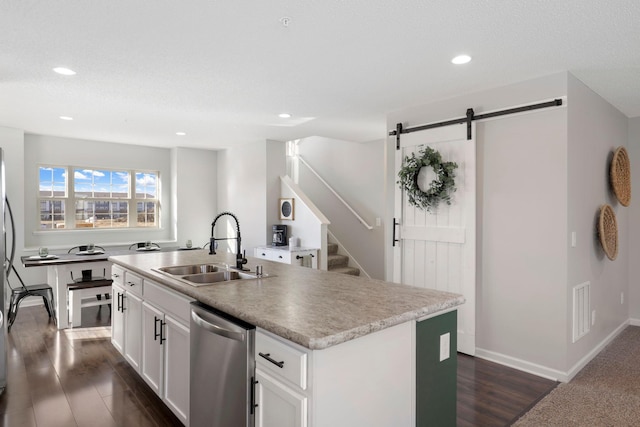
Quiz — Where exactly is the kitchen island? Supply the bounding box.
[109,249,464,427]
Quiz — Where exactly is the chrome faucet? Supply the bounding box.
[210,212,248,270]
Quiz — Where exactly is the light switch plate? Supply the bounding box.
[439,333,450,362]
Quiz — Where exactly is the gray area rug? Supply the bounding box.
[513,326,640,426]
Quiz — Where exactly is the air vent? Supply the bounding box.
[573,281,591,343]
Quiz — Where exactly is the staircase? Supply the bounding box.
[327,243,360,276]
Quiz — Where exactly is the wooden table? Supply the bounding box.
[21,247,183,329]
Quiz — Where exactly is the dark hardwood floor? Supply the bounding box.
[0,304,181,427]
[1,305,558,427]
[457,353,558,426]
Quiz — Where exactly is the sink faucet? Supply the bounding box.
[210,211,248,270]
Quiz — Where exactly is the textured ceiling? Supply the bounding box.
[1,0,639,150]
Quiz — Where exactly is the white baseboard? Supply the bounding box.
[476,319,630,383]
[564,320,628,382]
[474,348,564,382]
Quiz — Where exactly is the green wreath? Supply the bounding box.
[397,146,458,212]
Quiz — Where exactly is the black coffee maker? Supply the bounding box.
[272,224,287,246]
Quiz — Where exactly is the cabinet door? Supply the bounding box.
[141,302,164,395]
[163,315,190,425]
[124,292,143,372]
[111,283,126,355]
[255,369,307,427]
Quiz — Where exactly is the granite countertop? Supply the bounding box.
[109,250,464,350]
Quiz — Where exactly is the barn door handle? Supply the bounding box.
[393,218,400,247]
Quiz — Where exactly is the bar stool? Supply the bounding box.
[67,268,113,328]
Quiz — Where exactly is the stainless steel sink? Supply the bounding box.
[158,264,221,275]
[182,270,251,284]
[153,263,270,287]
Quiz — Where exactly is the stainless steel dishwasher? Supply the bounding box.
[190,301,256,427]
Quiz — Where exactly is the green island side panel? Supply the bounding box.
[416,310,457,427]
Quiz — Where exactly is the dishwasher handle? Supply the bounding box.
[191,310,246,342]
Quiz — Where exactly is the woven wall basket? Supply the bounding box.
[611,146,631,206]
[598,204,618,261]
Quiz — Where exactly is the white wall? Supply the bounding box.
[24,134,173,249]
[387,73,573,374]
[172,147,218,247]
[387,72,634,378]
[296,137,386,279]
[216,140,286,255]
[629,117,640,322]
[566,74,630,369]
[0,127,33,284]
[280,176,328,253]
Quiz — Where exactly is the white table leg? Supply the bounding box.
[49,265,69,329]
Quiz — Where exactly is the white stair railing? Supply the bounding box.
[297,155,373,230]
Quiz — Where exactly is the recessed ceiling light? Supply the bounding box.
[176,132,186,136]
[59,116,73,121]
[279,113,291,118]
[451,55,472,65]
[53,67,76,76]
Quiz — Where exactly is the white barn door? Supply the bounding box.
[393,123,476,355]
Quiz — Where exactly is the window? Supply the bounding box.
[38,165,159,230]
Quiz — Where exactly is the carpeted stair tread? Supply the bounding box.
[327,242,360,276]
[328,266,360,276]
[327,243,339,255]
[327,254,349,268]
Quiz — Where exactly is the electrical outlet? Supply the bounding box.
[375,217,382,227]
[439,333,450,362]
[621,292,625,305]
[592,310,596,326]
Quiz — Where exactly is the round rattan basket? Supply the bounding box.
[611,146,631,207]
[598,204,618,261]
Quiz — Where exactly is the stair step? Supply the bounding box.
[327,243,338,255]
[327,254,348,268]
[329,266,360,276]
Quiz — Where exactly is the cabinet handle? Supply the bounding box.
[250,377,258,414]
[159,319,167,344]
[112,273,120,278]
[121,294,126,311]
[261,253,266,256]
[127,281,135,287]
[278,255,283,259]
[154,316,161,341]
[117,293,122,312]
[258,352,284,368]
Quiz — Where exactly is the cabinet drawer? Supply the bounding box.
[111,265,126,287]
[124,270,144,298]
[143,279,194,325]
[254,249,273,261]
[256,330,308,390]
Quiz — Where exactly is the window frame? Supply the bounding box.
[37,164,160,231]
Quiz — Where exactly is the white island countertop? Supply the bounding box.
[109,249,464,350]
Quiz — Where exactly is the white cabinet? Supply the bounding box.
[141,279,193,426]
[255,369,307,427]
[112,265,193,426]
[111,282,125,354]
[123,292,142,371]
[256,322,415,427]
[163,315,191,422]
[111,265,143,372]
[255,330,309,427]
[141,301,164,395]
[254,247,318,269]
